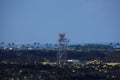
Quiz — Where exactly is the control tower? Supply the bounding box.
[57,33,69,64]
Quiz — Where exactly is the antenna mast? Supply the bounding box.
[57,33,69,64]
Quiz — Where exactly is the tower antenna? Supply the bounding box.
[57,33,69,64]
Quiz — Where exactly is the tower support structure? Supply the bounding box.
[57,33,69,64]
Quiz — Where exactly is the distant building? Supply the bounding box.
[67,60,79,64]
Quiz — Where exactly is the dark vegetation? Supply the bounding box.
[0,49,120,63]
[0,63,120,80]
[0,44,120,80]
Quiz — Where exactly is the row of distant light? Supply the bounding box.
[2,46,56,50]
[2,46,38,50]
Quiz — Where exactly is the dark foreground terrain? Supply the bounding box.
[0,62,120,80]
[0,49,120,63]
[0,44,120,80]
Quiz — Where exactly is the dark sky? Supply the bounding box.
[0,0,120,44]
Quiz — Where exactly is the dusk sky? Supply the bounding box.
[0,0,120,44]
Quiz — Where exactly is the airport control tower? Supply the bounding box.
[57,33,69,64]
